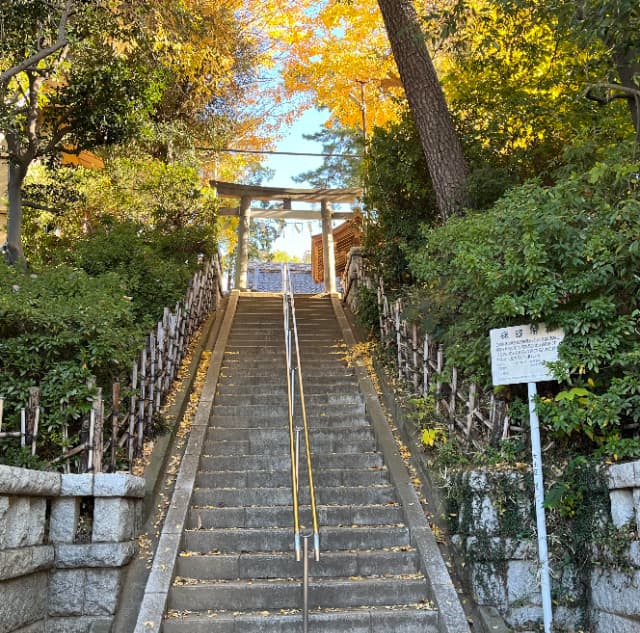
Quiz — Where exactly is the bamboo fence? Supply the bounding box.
[343,249,514,449]
[0,254,224,473]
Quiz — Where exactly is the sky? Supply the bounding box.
[264,108,328,260]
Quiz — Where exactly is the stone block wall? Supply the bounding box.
[0,465,144,633]
[589,461,640,632]
[449,469,585,632]
[449,463,640,632]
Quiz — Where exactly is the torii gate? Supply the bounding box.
[211,180,362,294]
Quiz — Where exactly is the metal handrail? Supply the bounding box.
[282,264,320,564]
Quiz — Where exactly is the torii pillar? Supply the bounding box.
[321,199,337,294]
[234,196,252,290]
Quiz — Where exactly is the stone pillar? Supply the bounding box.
[0,134,8,244]
[234,196,252,290]
[321,199,337,294]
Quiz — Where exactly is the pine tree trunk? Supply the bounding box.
[377,0,469,221]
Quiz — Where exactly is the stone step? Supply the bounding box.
[185,503,404,529]
[175,548,419,580]
[194,467,390,489]
[209,404,367,420]
[215,380,360,395]
[163,605,439,633]
[208,415,371,430]
[198,452,385,472]
[190,484,397,508]
[203,437,377,456]
[182,525,410,553]
[212,392,363,407]
[222,358,350,377]
[218,367,356,379]
[205,427,373,445]
[167,576,429,611]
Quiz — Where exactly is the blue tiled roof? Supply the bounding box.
[241,262,340,294]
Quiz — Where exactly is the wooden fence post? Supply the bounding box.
[412,324,419,392]
[465,383,477,445]
[91,388,104,473]
[423,335,430,398]
[436,345,444,415]
[449,366,458,427]
[111,382,120,471]
[395,300,402,379]
[27,387,40,457]
[138,347,147,452]
[129,361,137,465]
[148,333,156,429]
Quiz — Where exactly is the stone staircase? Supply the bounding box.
[162,294,440,632]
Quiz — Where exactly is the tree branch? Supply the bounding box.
[0,0,75,87]
[584,83,640,105]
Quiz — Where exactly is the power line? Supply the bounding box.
[196,147,362,159]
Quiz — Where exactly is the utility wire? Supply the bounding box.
[196,147,362,159]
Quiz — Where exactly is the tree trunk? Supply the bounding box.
[4,156,28,267]
[376,0,469,221]
[614,48,640,134]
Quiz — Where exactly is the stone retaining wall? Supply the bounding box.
[591,461,640,632]
[0,465,144,633]
[449,462,640,632]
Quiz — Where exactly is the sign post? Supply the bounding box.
[490,323,565,633]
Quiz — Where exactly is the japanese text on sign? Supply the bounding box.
[490,324,564,386]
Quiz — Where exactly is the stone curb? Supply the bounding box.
[133,291,240,633]
[331,296,472,633]
[140,304,226,523]
[112,300,228,633]
[58,473,145,498]
[0,465,61,497]
[342,303,512,633]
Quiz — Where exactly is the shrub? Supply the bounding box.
[405,142,640,455]
[0,264,142,463]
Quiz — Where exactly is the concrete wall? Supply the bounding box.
[449,463,640,632]
[0,465,144,633]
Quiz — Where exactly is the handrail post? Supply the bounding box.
[302,533,311,633]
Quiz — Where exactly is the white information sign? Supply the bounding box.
[490,323,564,386]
